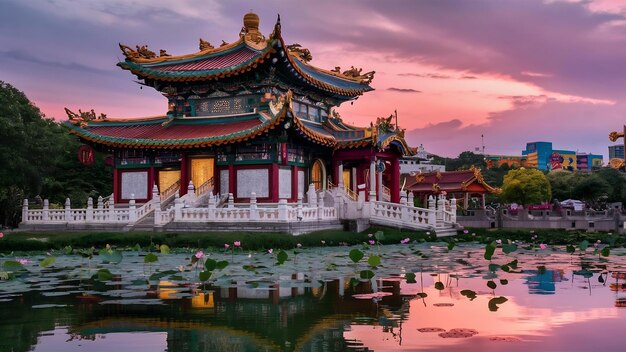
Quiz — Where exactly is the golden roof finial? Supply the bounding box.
[243,11,260,32]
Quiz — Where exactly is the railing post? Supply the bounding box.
[108,196,115,221]
[22,199,29,223]
[318,192,324,220]
[97,196,104,209]
[297,193,303,220]
[43,199,50,222]
[86,197,93,222]
[187,180,196,205]
[369,160,376,202]
[207,194,216,220]
[450,198,457,224]
[278,199,288,221]
[337,162,344,191]
[428,195,436,226]
[307,183,317,207]
[174,193,182,221]
[250,192,258,220]
[129,194,137,223]
[228,193,234,208]
[153,185,161,226]
[408,192,414,207]
[436,195,444,224]
[64,198,71,222]
[399,191,408,225]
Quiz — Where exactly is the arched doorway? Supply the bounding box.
[310,159,326,191]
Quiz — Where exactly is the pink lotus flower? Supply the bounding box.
[463,230,469,234]
[268,249,273,254]
[368,240,375,245]
[597,240,602,243]
[195,251,204,259]
[16,258,31,265]
[234,241,241,247]
[0,232,4,238]
[400,237,410,244]
[539,243,547,250]
[224,243,230,249]
[496,239,502,245]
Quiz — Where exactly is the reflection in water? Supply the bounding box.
[3,247,626,351]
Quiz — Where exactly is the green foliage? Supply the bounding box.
[276,250,288,265]
[547,170,613,205]
[405,272,416,283]
[447,242,455,251]
[349,249,364,263]
[579,240,589,252]
[367,255,381,268]
[460,289,477,300]
[199,271,212,282]
[39,257,56,268]
[487,280,497,290]
[601,247,610,257]
[484,243,496,260]
[0,81,112,227]
[159,244,170,254]
[500,168,551,205]
[359,270,375,279]
[144,253,158,263]
[434,281,444,290]
[204,258,217,271]
[96,268,113,281]
[488,296,508,311]
[502,243,517,254]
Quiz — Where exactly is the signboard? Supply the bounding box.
[77,145,95,166]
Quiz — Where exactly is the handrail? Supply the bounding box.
[196,177,214,196]
[160,180,181,203]
[344,187,358,201]
[382,185,391,201]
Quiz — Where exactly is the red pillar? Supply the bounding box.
[391,157,400,203]
[291,165,299,202]
[113,168,119,204]
[271,163,279,202]
[179,154,188,196]
[228,164,235,195]
[148,166,156,200]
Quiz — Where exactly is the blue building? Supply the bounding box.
[609,145,625,160]
[522,141,603,171]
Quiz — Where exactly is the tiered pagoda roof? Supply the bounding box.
[63,91,413,155]
[116,14,374,100]
[404,166,500,194]
[63,12,413,156]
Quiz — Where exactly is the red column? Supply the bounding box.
[391,157,400,203]
[228,164,235,195]
[291,165,299,202]
[179,154,188,196]
[148,166,155,200]
[271,163,279,202]
[113,168,119,204]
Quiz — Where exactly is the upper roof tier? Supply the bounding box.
[117,13,374,100]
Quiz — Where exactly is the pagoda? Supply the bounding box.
[63,12,413,205]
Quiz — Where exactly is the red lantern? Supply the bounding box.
[78,145,95,166]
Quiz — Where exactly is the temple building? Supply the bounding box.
[21,12,459,236]
[63,12,412,205]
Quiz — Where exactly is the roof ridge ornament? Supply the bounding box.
[65,108,107,127]
[287,43,312,62]
[199,38,214,51]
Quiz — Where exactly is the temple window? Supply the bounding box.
[235,144,271,162]
[192,95,257,116]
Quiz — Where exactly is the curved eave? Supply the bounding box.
[277,38,373,98]
[117,44,275,83]
[63,111,287,150]
[378,134,414,156]
[292,115,336,147]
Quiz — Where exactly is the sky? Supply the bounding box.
[1,0,625,159]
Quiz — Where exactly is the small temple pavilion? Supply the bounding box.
[403,167,500,209]
[63,12,412,205]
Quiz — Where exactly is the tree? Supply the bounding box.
[595,168,626,204]
[500,168,551,206]
[0,81,112,227]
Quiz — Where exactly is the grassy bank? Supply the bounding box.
[0,227,622,252]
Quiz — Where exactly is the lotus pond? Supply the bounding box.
[2,237,626,352]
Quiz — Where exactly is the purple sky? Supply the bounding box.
[1,0,625,159]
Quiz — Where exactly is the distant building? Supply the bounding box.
[400,144,445,174]
[609,145,625,160]
[485,155,528,169]
[521,141,602,171]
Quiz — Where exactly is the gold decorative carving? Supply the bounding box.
[199,38,214,51]
[159,49,170,57]
[414,173,425,183]
[65,108,107,127]
[287,43,312,62]
[609,158,625,169]
[609,130,624,142]
[118,43,156,59]
[341,66,376,84]
[220,40,229,47]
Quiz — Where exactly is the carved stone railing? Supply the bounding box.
[196,177,214,196]
[382,185,391,202]
[160,180,180,204]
